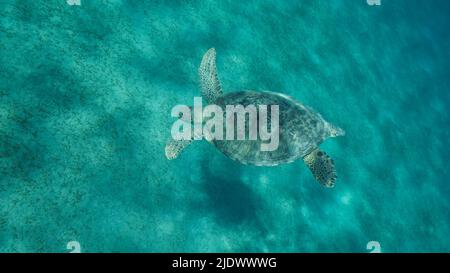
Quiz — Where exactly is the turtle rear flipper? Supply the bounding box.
[199,48,222,103]
[303,149,337,188]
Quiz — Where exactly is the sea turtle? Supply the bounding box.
[165,48,345,187]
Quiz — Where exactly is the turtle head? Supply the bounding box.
[178,106,204,125]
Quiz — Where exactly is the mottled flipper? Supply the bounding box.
[303,149,337,188]
[165,138,193,160]
[165,130,203,160]
[199,48,222,103]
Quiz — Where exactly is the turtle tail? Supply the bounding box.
[303,149,337,188]
[327,122,345,138]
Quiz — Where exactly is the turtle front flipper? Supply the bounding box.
[165,138,193,160]
[199,48,222,103]
[165,129,204,160]
[303,149,337,188]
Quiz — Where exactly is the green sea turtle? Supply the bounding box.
[165,48,345,187]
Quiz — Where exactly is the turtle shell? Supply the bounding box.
[209,90,333,166]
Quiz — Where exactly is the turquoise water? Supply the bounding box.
[0,0,449,252]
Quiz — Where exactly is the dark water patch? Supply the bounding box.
[200,158,263,228]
